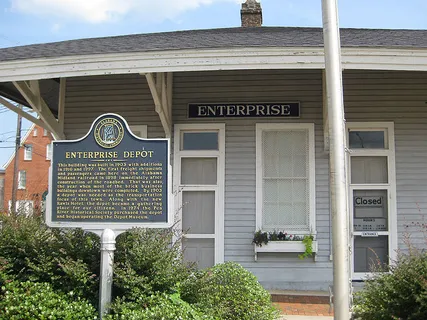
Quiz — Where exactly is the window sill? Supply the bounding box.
[254,241,318,261]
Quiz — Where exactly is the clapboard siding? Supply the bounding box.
[61,69,427,292]
[172,69,332,291]
[343,70,427,251]
[63,74,164,139]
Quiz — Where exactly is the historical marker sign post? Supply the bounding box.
[45,114,172,318]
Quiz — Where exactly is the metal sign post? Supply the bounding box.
[99,229,116,318]
[45,114,172,319]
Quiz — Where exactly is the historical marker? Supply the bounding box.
[45,113,172,230]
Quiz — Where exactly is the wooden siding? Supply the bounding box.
[64,74,163,139]
[61,69,427,292]
[172,70,332,291]
[343,70,427,250]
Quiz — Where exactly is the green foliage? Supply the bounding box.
[0,280,97,320]
[0,213,100,305]
[181,262,280,320]
[298,235,314,259]
[113,227,195,303]
[106,293,213,320]
[353,248,427,320]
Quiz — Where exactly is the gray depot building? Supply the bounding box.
[1,0,426,293]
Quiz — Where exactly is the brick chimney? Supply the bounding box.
[241,0,262,27]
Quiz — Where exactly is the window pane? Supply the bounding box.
[262,128,310,231]
[349,131,385,149]
[182,191,215,234]
[24,145,32,160]
[353,190,388,231]
[18,171,26,189]
[183,238,214,269]
[354,236,388,272]
[181,158,217,185]
[263,179,309,231]
[351,156,388,184]
[182,132,218,150]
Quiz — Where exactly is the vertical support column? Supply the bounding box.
[321,0,351,319]
[99,229,116,319]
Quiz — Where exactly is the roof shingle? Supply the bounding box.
[1,27,427,62]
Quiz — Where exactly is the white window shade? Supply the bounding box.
[257,124,315,233]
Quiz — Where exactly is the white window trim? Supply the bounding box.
[173,123,225,265]
[255,123,316,235]
[24,144,32,160]
[33,128,37,137]
[347,122,397,280]
[129,125,148,139]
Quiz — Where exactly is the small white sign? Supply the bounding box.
[361,232,379,237]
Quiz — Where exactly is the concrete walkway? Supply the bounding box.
[280,316,333,320]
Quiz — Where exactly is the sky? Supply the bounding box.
[1,0,427,168]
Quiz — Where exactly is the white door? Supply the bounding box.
[174,124,225,269]
[347,123,397,279]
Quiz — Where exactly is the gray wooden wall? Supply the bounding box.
[63,69,427,292]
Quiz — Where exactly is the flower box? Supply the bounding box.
[254,241,318,261]
[254,240,318,253]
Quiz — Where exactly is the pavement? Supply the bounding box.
[280,316,333,320]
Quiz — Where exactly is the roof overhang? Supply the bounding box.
[0,47,427,82]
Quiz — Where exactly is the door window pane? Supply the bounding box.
[349,131,385,149]
[354,236,388,272]
[181,158,217,185]
[182,132,218,150]
[351,156,388,184]
[182,191,215,234]
[183,238,214,269]
[353,190,388,231]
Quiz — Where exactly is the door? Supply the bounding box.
[174,124,225,268]
[347,123,397,279]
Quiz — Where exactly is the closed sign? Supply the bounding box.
[354,196,383,207]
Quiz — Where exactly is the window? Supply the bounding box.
[46,143,52,160]
[347,122,396,279]
[130,125,148,138]
[43,129,48,136]
[256,123,316,233]
[24,144,32,160]
[18,170,26,189]
[33,128,38,137]
[8,200,33,216]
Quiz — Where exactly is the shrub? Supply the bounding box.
[0,213,100,305]
[353,248,427,320]
[113,227,194,303]
[181,262,280,320]
[106,293,213,320]
[0,280,97,320]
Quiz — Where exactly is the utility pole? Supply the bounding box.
[11,105,22,215]
[321,0,351,319]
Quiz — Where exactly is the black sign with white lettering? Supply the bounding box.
[188,103,300,118]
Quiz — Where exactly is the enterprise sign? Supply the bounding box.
[188,103,300,118]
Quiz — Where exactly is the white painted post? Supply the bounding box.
[321,0,351,319]
[99,229,116,319]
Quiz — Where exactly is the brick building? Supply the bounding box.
[3,124,53,215]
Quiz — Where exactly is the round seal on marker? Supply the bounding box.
[94,117,124,148]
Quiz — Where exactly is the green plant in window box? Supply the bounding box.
[252,230,314,259]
